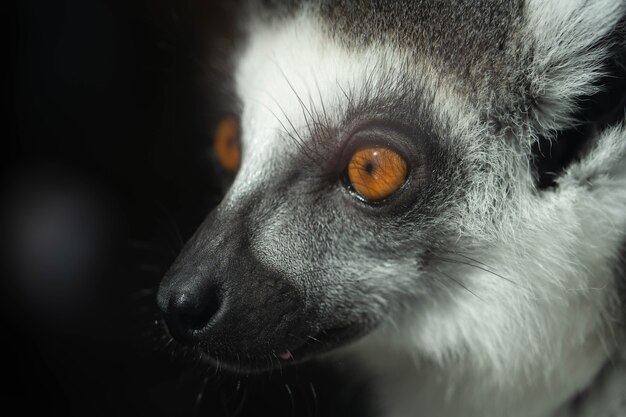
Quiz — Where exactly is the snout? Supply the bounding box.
[156,202,369,370]
[156,237,313,368]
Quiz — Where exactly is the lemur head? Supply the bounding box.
[158,0,626,379]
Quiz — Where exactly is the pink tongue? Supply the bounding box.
[277,350,292,360]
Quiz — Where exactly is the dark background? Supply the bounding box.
[5,1,366,416]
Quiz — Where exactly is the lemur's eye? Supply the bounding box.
[347,146,408,202]
[214,116,240,173]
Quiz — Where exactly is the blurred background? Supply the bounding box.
[5,1,366,415]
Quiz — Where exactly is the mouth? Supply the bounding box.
[194,324,363,372]
[282,325,361,359]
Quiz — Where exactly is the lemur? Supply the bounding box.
[157,1,626,416]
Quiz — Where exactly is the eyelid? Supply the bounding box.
[337,122,415,175]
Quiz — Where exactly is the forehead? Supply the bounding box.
[255,0,522,92]
[233,11,486,177]
[228,0,529,213]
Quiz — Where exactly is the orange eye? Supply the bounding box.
[213,116,240,173]
[347,146,408,202]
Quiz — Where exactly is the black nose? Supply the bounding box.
[157,283,222,343]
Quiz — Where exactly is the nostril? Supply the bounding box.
[175,290,221,331]
[168,287,221,336]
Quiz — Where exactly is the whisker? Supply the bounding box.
[250,96,312,156]
[430,254,517,286]
[434,266,484,301]
[229,380,248,417]
[274,67,328,164]
[285,383,296,417]
[274,60,316,125]
[194,374,211,417]
[311,69,331,129]
[309,382,318,417]
[335,79,355,112]
[442,250,500,271]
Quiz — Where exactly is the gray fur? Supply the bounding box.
[158,1,626,416]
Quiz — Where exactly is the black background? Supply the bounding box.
[6,1,367,416]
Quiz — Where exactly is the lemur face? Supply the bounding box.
[157,23,467,368]
[158,0,626,378]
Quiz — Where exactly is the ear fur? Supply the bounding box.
[523,0,626,135]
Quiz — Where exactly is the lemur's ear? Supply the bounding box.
[523,0,626,188]
[524,0,625,132]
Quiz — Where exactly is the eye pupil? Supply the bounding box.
[347,146,408,202]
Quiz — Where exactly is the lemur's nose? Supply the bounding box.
[157,282,222,343]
